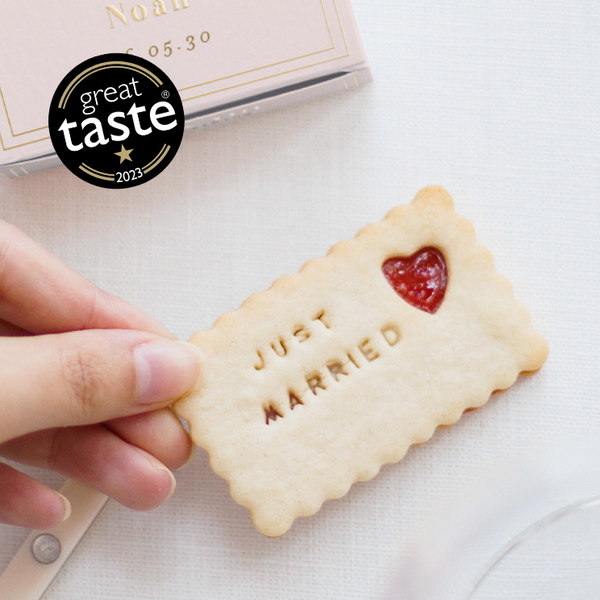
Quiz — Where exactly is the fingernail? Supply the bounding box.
[152,462,177,500]
[134,341,200,405]
[56,492,72,522]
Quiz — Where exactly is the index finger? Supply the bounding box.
[0,219,174,337]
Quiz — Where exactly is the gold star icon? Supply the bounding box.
[114,145,133,164]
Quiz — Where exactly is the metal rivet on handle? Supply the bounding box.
[31,534,61,564]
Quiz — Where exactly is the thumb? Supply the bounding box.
[0,330,200,443]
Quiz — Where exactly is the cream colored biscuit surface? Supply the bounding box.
[175,187,548,537]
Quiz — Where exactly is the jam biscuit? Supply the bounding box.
[175,187,548,537]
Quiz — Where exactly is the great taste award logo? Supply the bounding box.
[49,53,184,188]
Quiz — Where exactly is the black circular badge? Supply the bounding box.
[49,53,184,189]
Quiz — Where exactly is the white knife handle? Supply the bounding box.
[0,480,108,600]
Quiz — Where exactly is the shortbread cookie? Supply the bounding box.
[175,187,547,537]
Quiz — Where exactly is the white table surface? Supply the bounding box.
[1,1,599,598]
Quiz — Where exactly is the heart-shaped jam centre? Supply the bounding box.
[382,247,447,314]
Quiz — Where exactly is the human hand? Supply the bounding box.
[0,219,200,529]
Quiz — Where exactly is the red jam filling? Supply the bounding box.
[382,247,447,314]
